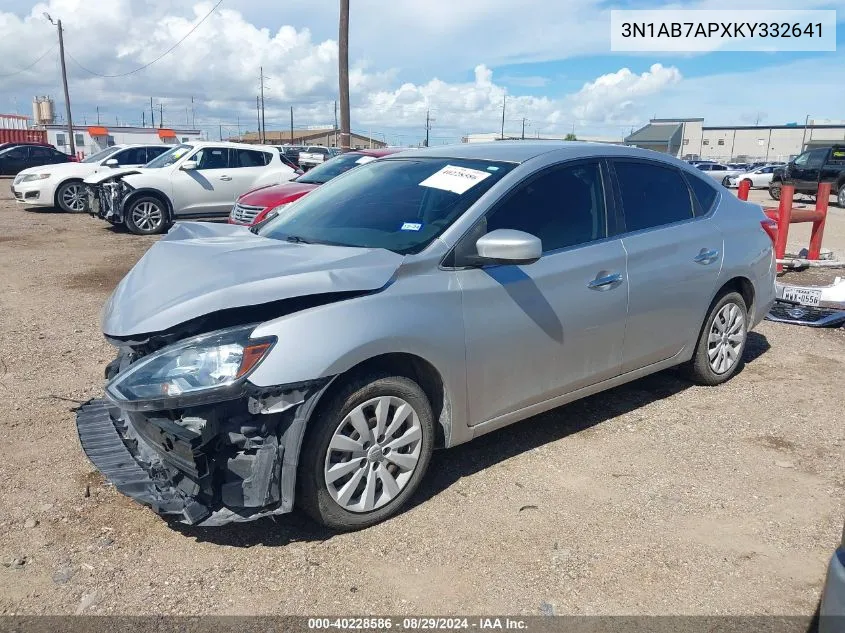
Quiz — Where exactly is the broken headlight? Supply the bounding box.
[106,325,275,411]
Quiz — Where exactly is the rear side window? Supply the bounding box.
[146,146,169,162]
[684,171,718,215]
[614,161,694,232]
[235,149,270,167]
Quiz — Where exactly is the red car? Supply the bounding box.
[229,148,403,226]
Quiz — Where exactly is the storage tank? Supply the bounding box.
[32,96,55,125]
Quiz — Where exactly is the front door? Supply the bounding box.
[611,160,724,372]
[789,148,827,193]
[170,146,242,216]
[457,160,628,425]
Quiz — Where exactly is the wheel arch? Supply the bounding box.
[714,276,755,321]
[123,187,174,222]
[52,177,85,209]
[312,352,452,450]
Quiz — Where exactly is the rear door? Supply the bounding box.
[0,147,30,175]
[29,146,58,168]
[457,159,629,424]
[611,159,724,372]
[229,148,274,194]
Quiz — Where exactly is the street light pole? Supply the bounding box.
[46,14,75,157]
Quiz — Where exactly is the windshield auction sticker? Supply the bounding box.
[419,165,492,195]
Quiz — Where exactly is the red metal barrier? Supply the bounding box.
[737,179,751,200]
[742,182,831,272]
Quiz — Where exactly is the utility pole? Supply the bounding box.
[142,111,145,127]
[219,123,222,141]
[500,92,506,140]
[191,96,195,129]
[150,97,155,128]
[290,106,294,145]
[45,15,75,156]
[159,103,163,129]
[334,100,338,147]
[96,106,100,125]
[801,114,810,151]
[425,109,432,147]
[259,66,266,144]
[521,117,526,140]
[256,96,261,141]
[338,0,351,151]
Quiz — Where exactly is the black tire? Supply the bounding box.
[684,291,748,386]
[769,184,781,200]
[722,176,731,187]
[837,185,845,208]
[297,373,435,531]
[55,180,87,213]
[124,195,170,235]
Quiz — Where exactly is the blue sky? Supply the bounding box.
[0,0,842,144]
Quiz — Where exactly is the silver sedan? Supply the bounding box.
[77,142,778,530]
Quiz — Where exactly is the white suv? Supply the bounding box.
[11,144,170,212]
[85,142,296,234]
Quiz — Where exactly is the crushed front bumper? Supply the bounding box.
[75,384,325,526]
[767,277,845,327]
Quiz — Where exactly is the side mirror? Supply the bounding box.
[180,160,198,171]
[104,158,119,167]
[472,229,542,266]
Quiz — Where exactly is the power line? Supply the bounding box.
[0,44,57,78]
[65,0,223,78]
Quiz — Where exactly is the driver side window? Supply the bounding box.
[191,147,230,170]
[793,152,810,167]
[482,161,607,254]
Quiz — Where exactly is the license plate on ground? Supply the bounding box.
[782,287,822,306]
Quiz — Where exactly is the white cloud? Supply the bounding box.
[568,64,683,124]
[0,0,840,143]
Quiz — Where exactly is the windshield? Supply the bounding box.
[296,153,378,185]
[258,157,515,254]
[82,147,120,164]
[145,144,193,168]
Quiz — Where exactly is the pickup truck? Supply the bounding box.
[769,145,845,207]
[298,146,340,170]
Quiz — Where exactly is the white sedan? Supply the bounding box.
[724,165,780,188]
[11,145,171,212]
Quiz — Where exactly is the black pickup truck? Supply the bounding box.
[769,145,845,207]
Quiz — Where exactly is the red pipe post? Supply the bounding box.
[737,179,751,201]
[774,185,794,273]
[808,182,830,260]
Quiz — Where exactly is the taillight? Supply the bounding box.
[760,218,778,245]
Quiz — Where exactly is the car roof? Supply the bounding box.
[352,148,403,158]
[185,141,275,150]
[393,141,697,165]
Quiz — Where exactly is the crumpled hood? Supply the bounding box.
[84,167,145,185]
[102,221,404,337]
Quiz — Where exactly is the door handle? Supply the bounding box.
[219,175,232,181]
[693,248,719,264]
[588,272,623,290]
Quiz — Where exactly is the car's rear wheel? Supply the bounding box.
[837,185,845,208]
[55,180,87,213]
[297,373,434,530]
[722,176,731,187]
[125,196,169,235]
[769,184,782,200]
[685,291,748,386]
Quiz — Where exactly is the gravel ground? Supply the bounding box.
[0,182,842,616]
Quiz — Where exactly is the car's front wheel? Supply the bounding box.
[685,291,748,386]
[297,373,434,530]
[125,196,169,235]
[769,184,782,200]
[55,180,87,213]
[837,185,845,208]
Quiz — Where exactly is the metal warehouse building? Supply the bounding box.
[625,118,845,163]
[41,124,202,160]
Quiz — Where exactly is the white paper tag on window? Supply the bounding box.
[355,156,377,165]
[419,165,492,194]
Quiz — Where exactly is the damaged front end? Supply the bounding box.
[85,170,140,225]
[76,323,329,526]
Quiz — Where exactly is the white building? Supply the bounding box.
[625,118,845,162]
[43,124,202,159]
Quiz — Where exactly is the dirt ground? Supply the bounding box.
[0,181,842,617]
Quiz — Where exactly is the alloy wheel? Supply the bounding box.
[61,183,86,212]
[838,187,845,208]
[707,302,746,374]
[324,396,423,513]
[131,201,163,232]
